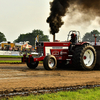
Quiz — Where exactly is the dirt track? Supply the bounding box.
[0,63,100,94]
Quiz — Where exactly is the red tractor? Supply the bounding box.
[22,30,99,70]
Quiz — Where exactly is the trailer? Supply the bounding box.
[22,30,99,70]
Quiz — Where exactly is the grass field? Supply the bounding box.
[0,61,22,63]
[1,87,100,100]
[0,55,22,58]
[0,55,43,63]
[0,55,22,63]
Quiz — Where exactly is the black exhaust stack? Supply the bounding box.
[53,34,55,42]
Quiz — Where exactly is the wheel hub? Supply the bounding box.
[83,49,94,66]
[49,58,55,68]
[84,56,87,60]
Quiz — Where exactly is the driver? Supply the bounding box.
[70,33,77,44]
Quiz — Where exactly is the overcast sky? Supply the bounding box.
[0,0,100,42]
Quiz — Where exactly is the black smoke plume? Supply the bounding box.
[46,0,69,35]
[47,0,100,35]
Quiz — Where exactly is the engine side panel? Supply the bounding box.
[50,49,69,60]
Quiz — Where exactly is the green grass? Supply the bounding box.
[0,61,42,64]
[1,87,100,100]
[39,61,43,63]
[0,55,22,58]
[0,61,21,63]
[0,55,43,63]
[0,55,22,63]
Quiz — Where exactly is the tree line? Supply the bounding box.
[0,29,49,46]
[14,30,50,45]
[0,29,100,45]
[82,30,100,42]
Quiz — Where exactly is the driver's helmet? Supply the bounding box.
[71,33,76,38]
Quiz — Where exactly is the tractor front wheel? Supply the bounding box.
[43,55,57,70]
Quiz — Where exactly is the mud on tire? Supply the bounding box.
[43,55,57,70]
[72,44,96,70]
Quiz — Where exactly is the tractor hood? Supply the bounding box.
[41,42,71,47]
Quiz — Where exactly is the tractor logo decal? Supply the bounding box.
[52,51,59,55]
[60,51,67,55]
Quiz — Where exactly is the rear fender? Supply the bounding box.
[74,42,90,49]
[76,42,90,46]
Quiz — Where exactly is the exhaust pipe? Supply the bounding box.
[53,34,55,42]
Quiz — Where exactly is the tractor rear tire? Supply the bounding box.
[43,55,57,70]
[26,61,39,69]
[73,44,96,70]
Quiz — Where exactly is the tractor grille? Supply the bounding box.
[37,47,44,56]
[36,42,44,56]
[37,47,43,53]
